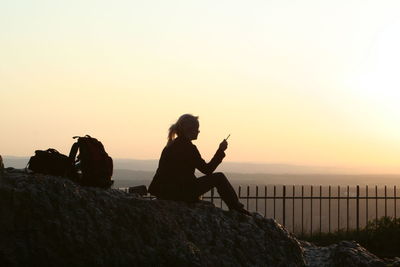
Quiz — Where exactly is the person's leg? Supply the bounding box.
[193,172,244,210]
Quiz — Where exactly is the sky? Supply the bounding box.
[1,0,400,173]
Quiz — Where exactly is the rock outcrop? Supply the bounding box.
[0,169,304,266]
[302,241,391,267]
[0,169,395,266]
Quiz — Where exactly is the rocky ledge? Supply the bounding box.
[0,169,396,266]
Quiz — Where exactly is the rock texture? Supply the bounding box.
[302,241,390,267]
[0,169,304,267]
[0,169,395,267]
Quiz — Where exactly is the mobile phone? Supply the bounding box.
[225,134,231,141]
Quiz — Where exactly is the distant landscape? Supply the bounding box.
[4,156,400,188]
[4,156,400,234]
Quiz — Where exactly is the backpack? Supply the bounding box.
[27,149,72,176]
[69,135,113,188]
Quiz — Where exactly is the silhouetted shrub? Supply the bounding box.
[300,216,400,258]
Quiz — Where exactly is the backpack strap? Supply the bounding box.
[69,135,92,161]
[46,148,59,154]
[69,141,80,162]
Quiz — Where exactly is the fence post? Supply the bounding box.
[395,186,397,220]
[329,185,331,233]
[319,185,322,235]
[293,185,295,233]
[311,186,313,236]
[356,185,360,233]
[385,185,387,217]
[211,187,214,204]
[347,185,349,233]
[301,185,304,236]
[338,186,340,231]
[247,186,250,211]
[366,185,369,227]
[375,185,378,229]
[265,186,267,218]
[283,185,286,227]
[256,186,259,213]
[274,185,276,219]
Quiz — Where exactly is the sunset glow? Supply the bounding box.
[2,0,400,173]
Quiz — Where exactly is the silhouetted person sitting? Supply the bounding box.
[148,114,250,215]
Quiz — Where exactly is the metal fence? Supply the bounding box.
[122,184,400,236]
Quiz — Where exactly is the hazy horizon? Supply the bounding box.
[4,155,400,176]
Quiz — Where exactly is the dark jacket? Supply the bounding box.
[148,136,225,200]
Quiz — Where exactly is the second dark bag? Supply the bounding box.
[28,149,72,176]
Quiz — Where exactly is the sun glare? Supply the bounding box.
[347,19,400,137]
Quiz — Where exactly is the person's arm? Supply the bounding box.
[192,140,227,175]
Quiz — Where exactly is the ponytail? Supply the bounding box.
[167,123,179,146]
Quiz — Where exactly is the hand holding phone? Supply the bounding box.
[219,134,230,151]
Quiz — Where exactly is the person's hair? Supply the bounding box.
[167,114,199,146]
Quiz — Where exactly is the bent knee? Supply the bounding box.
[213,172,228,183]
[213,172,226,178]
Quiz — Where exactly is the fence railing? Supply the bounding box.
[121,184,400,236]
